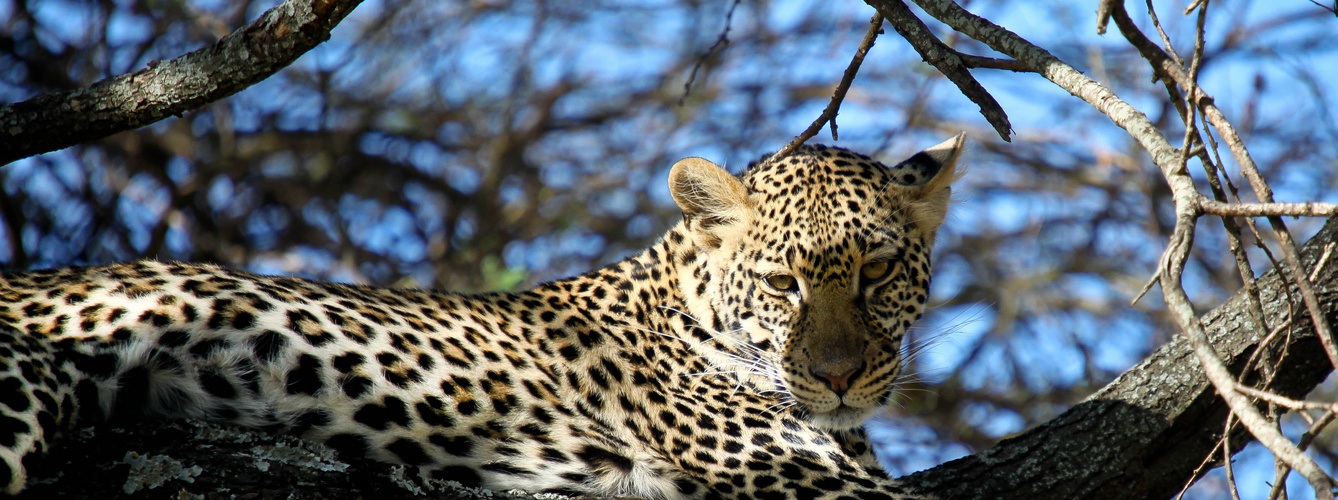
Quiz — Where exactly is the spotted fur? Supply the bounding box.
[0,136,965,499]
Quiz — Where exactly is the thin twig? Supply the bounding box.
[1312,243,1336,283]
[770,13,885,162]
[1240,318,1294,388]
[1235,384,1338,412]
[1144,0,1185,68]
[956,53,1034,73]
[1178,4,1296,431]
[1225,429,1243,500]
[1176,422,1232,500]
[1309,1,1338,15]
[1131,273,1160,305]
[680,0,742,105]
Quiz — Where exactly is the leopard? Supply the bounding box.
[0,135,964,500]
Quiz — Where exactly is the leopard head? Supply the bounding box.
[668,135,964,430]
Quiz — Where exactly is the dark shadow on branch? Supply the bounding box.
[866,0,1014,142]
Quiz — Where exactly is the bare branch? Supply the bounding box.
[1234,384,1338,413]
[904,0,1190,195]
[1159,210,1332,499]
[1096,0,1117,34]
[770,13,884,162]
[901,216,1338,500]
[900,0,1338,496]
[0,0,363,165]
[680,0,742,105]
[1110,0,1338,385]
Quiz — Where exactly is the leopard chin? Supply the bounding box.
[804,403,882,430]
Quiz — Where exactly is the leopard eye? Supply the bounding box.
[860,260,891,285]
[764,274,798,293]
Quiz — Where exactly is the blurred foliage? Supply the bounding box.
[3,0,1338,495]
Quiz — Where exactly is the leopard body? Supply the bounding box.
[0,136,964,499]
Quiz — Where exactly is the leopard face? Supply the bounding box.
[668,136,963,430]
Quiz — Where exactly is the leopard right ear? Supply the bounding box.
[669,157,753,249]
[889,133,966,247]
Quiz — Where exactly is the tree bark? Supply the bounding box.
[0,0,362,166]
[16,217,1338,499]
[18,420,516,500]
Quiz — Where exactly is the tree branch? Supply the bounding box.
[891,1,1338,496]
[1110,0,1338,398]
[0,0,363,165]
[900,215,1338,500]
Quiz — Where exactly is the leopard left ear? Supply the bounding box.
[669,157,753,249]
[890,133,966,242]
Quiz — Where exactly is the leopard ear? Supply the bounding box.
[889,133,965,192]
[890,133,966,242]
[669,157,753,249]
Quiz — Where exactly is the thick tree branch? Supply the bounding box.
[0,0,362,165]
[899,216,1338,500]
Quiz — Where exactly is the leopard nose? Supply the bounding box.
[811,362,866,395]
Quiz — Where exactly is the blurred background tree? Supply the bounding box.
[2,0,1337,497]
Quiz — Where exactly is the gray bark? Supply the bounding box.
[0,0,363,165]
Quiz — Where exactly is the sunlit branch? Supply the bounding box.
[902,0,1338,496]
[1200,199,1338,218]
[1110,0,1338,390]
